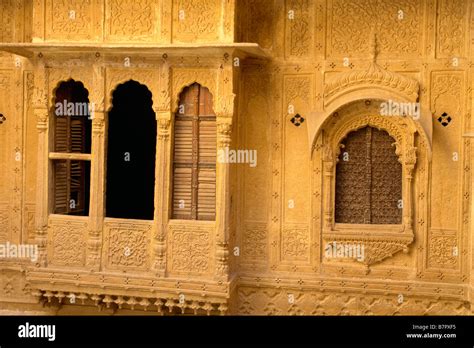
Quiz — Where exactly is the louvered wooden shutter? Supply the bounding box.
[54,160,69,214]
[52,80,91,216]
[70,118,85,153]
[55,116,69,152]
[172,83,216,220]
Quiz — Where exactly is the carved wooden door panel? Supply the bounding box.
[335,126,402,224]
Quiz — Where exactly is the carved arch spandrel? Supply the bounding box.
[47,68,93,110]
[171,68,217,113]
[308,63,432,156]
[105,68,160,113]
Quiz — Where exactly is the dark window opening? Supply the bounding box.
[106,80,156,220]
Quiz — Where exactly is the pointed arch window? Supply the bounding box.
[172,83,216,220]
[105,80,156,220]
[51,80,92,216]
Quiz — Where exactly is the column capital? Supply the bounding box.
[158,118,171,140]
[34,108,49,132]
[217,120,232,149]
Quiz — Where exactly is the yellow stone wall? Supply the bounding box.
[233,0,474,314]
[29,0,235,43]
[0,0,472,315]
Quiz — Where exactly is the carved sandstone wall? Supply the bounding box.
[0,0,472,315]
[233,0,473,315]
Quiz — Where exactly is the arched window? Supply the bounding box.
[106,80,156,220]
[335,126,402,224]
[52,80,91,215]
[172,83,216,220]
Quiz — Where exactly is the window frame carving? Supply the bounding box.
[320,101,418,267]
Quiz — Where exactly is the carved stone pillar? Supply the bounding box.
[87,113,105,269]
[87,64,106,269]
[153,111,172,275]
[215,117,232,279]
[34,107,49,267]
[322,144,334,231]
[403,144,417,234]
[33,63,49,267]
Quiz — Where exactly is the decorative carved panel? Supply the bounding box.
[168,223,212,275]
[281,224,309,262]
[104,220,152,270]
[427,229,459,270]
[285,0,313,58]
[172,0,220,42]
[106,0,157,41]
[45,0,95,40]
[436,0,467,58]
[49,219,87,266]
[236,285,471,315]
[242,223,267,262]
[328,0,423,57]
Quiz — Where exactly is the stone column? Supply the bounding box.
[87,114,105,269]
[215,117,232,279]
[322,144,334,231]
[153,111,172,275]
[33,62,48,266]
[87,65,106,269]
[403,144,417,234]
[34,107,49,266]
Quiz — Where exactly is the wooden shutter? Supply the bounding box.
[52,80,91,216]
[55,116,69,152]
[172,83,216,220]
[70,118,86,153]
[335,126,402,224]
[53,160,69,214]
[53,160,88,215]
